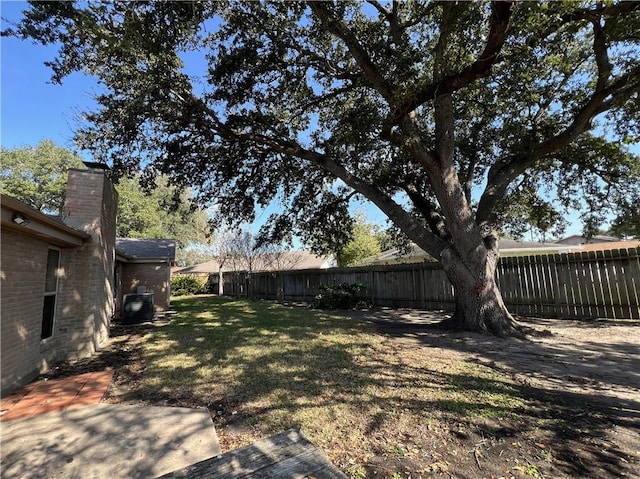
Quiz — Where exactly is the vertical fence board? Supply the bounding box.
[541,254,556,316]
[596,250,615,319]
[586,252,601,318]
[626,248,640,319]
[517,256,528,316]
[589,251,607,318]
[572,253,585,318]
[604,250,622,319]
[593,251,608,318]
[530,255,542,316]
[577,252,594,319]
[531,255,544,316]
[612,249,632,319]
[560,255,571,318]
[523,255,535,315]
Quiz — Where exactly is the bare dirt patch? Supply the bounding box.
[344,307,640,478]
[358,308,640,410]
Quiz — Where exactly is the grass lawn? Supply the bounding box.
[135,296,526,477]
[134,295,560,478]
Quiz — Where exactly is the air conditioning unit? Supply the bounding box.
[123,293,154,324]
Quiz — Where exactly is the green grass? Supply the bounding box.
[138,295,530,470]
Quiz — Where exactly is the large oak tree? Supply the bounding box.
[9,1,640,336]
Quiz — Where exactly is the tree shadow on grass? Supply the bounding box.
[133,296,639,478]
[367,311,640,399]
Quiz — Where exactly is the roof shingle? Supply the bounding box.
[116,238,176,259]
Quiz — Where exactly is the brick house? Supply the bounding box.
[1,165,175,395]
[115,238,176,318]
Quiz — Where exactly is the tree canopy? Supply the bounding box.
[0,140,84,213]
[337,213,382,266]
[115,174,211,247]
[9,1,640,335]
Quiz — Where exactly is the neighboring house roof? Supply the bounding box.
[554,234,620,245]
[566,240,640,253]
[172,251,336,275]
[363,239,576,265]
[116,238,176,262]
[364,243,432,265]
[1,193,91,247]
[499,238,575,256]
[265,251,336,271]
[173,259,222,275]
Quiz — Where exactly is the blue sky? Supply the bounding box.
[1,2,99,154]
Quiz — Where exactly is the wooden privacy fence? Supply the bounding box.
[220,247,640,320]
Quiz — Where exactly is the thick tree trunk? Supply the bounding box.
[440,243,525,338]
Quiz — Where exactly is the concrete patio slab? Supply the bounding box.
[1,403,221,479]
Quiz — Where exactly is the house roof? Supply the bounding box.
[363,239,576,265]
[365,243,432,265]
[498,238,576,254]
[264,251,336,271]
[172,251,336,275]
[116,238,176,261]
[173,259,222,275]
[554,234,620,245]
[566,239,640,252]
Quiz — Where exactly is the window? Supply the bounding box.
[42,248,60,340]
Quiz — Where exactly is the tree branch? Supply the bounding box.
[295,85,355,117]
[217,125,448,257]
[308,1,394,101]
[366,0,390,17]
[527,2,640,49]
[402,183,450,241]
[476,66,640,226]
[592,18,611,92]
[536,67,640,157]
[382,1,513,137]
[396,115,480,247]
[461,154,478,206]
[178,75,444,252]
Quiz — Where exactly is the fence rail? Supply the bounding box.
[219,247,640,320]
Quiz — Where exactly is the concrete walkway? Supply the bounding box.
[0,373,221,479]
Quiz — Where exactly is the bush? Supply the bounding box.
[312,282,370,310]
[171,276,208,296]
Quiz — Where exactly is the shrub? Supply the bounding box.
[171,276,208,296]
[312,282,370,310]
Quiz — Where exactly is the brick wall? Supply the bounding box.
[120,262,170,311]
[0,231,70,393]
[0,167,118,395]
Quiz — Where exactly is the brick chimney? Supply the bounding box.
[60,163,118,356]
